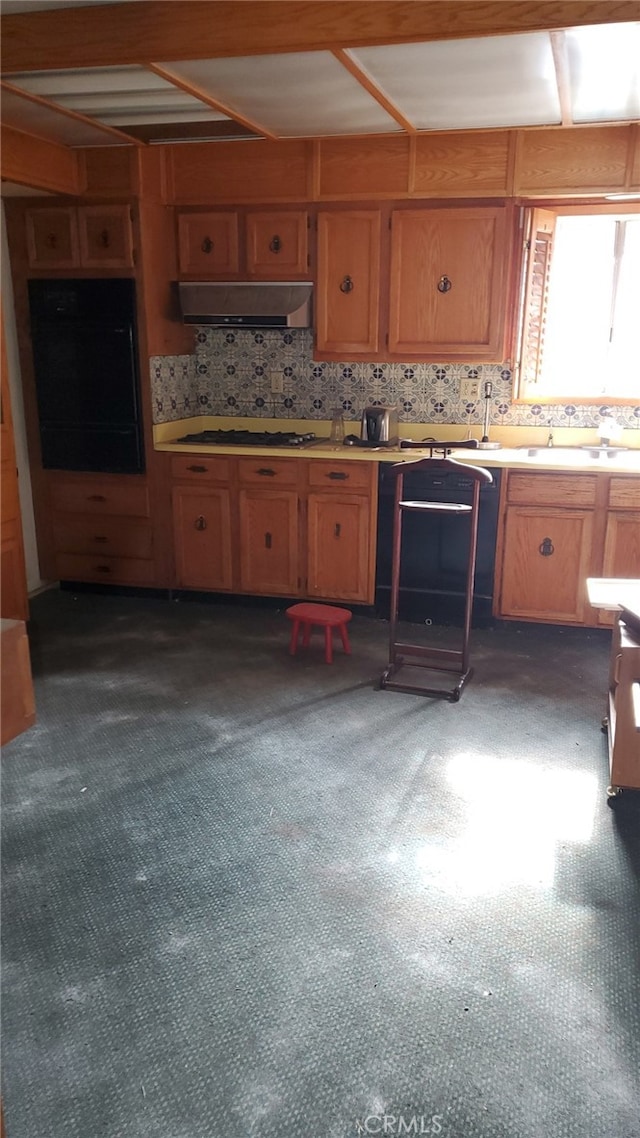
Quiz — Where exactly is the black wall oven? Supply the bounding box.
[375,462,501,627]
[27,278,144,474]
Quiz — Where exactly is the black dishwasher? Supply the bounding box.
[375,462,501,627]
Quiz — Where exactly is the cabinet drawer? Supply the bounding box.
[55,553,155,585]
[50,478,150,517]
[608,477,640,509]
[507,472,597,507]
[52,515,153,559]
[171,455,231,482]
[307,460,372,491]
[237,457,298,486]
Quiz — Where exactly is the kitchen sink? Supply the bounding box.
[516,445,628,460]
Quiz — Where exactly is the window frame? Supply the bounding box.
[512,201,640,405]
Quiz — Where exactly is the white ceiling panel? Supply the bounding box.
[565,23,640,123]
[5,65,230,125]
[0,86,126,145]
[159,51,402,137]
[350,33,562,130]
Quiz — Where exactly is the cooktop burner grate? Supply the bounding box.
[175,429,318,447]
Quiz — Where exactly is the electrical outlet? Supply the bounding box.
[270,372,284,394]
[460,377,480,402]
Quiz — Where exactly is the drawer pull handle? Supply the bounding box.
[327,471,348,480]
[100,229,111,249]
[269,235,282,253]
[265,532,272,549]
[95,564,111,574]
[437,274,452,293]
[46,232,58,249]
[92,535,108,543]
[334,523,341,539]
[87,494,107,502]
[201,236,213,254]
[257,467,276,477]
[187,464,208,473]
[195,516,207,531]
[339,275,354,293]
[539,537,554,556]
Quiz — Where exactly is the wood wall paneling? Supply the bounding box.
[411,131,513,197]
[167,140,311,204]
[79,146,137,198]
[514,126,631,195]
[317,136,411,199]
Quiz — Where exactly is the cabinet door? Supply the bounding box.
[78,205,134,268]
[177,212,240,277]
[25,207,78,269]
[173,486,233,590]
[238,488,299,596]
[598,511,640,625]
[316,211,380,355]
[307,493,372,602]
[500,506,593,623]
[388,206,508,358]
[246,211,308,278]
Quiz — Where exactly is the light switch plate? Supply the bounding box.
[270,372,284,394]
[460,377,480,402]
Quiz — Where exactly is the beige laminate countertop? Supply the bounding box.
[155,437,640,476]
[154,418,640,475]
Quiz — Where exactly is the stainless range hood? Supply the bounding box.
[177,281,313,328]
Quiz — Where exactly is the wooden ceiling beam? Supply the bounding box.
[0,123,81,194]
[2,1,639,74]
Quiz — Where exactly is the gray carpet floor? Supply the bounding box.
[2,589,639,1138]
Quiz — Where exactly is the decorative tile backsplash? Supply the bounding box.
[150,329,640,431]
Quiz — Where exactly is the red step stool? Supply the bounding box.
[286,602,352,664]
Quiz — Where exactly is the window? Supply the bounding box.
[514,207,640,403]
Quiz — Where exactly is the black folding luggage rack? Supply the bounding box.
[379,445,493,702]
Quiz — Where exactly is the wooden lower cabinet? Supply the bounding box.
[172,485,233,590]
[499,505,593,623]
[496,470,640,628]
[48,472,156,586]
[307,493,371,602]
[169,454,377,603]
[238,488,299,596]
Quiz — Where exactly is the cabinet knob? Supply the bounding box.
[265,531,272,549]
[339,275,354,294]
[201,237,214,254]
[95,564,111,573]
[87,494,107,502]
[538,537,554,556]
[195,515,207,531]
[257,467,276,477]
[334,523,342,538]
[269,235,282,253]
[46,232,57,249]
[437,275,452,293]
[100,229,111,249]
[92,535,108,543]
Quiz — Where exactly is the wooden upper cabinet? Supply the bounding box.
[26,204,133,270]
[78,205,134,268]
[246,211,308,278]
[315,210,381,356]
[26,207,78,269]
[177,211,240,278]
[388,206,510,359]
